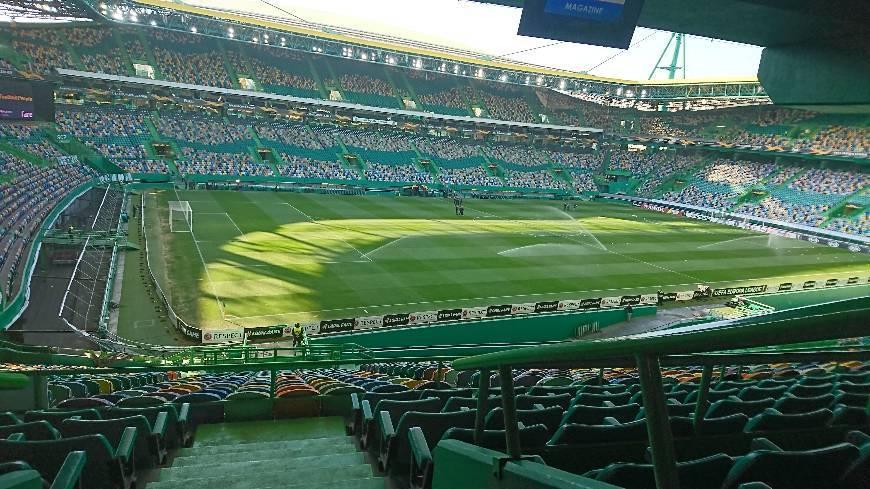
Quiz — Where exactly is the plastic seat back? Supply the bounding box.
[595,453,734,489]
[0,434,118,489]
[515,393,572,410]
[442,423,550,451]
[744,408,833,432]
[773,393,834,414]
[721,443,859,489]
[0,421,59,441]
[486,406,563,433]
[706,397,775,418]
[573,391,632,407]
[562,403,640,425]
[23,409,101,427]
[548,419,648,445]
[390,409,478,474]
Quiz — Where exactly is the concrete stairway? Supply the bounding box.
[145,418,384,489]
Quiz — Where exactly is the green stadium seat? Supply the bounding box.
[744,408,833,432]
[787,383,833,397]
[361,397,441,451]
[706,397,776,418]
[439,423,550,450]
[835,392,869,407]
[773,393,835,414]
[572,392,632,407]
[23,409,102,427]
[836,381,870,394]
[720,442,859,489]
[0,430,136,489]
[380,409,477,476]
[738,385,788,401]
[589,453,735,489]
[0,414,20,427]
[417,389,475,406]
[442,396,502,413]
[0,451,85,489]
[485,406,563,434]
[830,406,869,427]
[350,391,418,436]
[107,404,191,449]
[60,414,167,468]
[547,418,649,445]
[562,402,640,425]
[515,393,572,410]
[697,414,751,435]
[0,421,59,441]
[685,387,740,404]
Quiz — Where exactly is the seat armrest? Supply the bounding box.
[177,403,190,424]
[379,410,396,443]
[351,393,361,411]
[361,400,373,425]
[409,427,432,469]
[152,411,168,437]
[602,401,616,408]
[50,451,87,489]
[115,426,137,463]
[6,433,24,441]
[533,404,544,410]
[602,416,620,426]
[750,437,782,452]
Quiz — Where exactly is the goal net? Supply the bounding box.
[169,201,193,233]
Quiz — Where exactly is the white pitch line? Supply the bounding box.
[283,202,373,262]
[227,269,869,321]
[697,235,765,249]
[173,189,226,319]
[361,236,409,258]
[223,212,249,242]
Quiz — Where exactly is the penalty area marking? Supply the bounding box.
[282,202,373,262]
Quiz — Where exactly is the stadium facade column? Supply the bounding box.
[636,354,680,489]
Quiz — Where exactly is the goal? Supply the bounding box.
[169,201,193,233]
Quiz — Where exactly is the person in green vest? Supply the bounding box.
[291,323,304,348]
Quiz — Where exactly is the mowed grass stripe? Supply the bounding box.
[133,190,868,329]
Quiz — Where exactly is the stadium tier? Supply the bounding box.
[0,10,869,489]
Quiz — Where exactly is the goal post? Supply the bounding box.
[169,201,193,233]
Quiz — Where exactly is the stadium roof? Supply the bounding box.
[0,0,95,22]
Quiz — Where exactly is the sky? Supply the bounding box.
[185,0,764,81]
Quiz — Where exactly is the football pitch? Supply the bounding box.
[120,189,868,340]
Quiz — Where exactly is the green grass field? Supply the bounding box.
[118,189,868,340]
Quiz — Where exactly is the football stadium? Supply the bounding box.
[0,1,868,489]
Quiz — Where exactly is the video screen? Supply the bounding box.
[0,79,55,121]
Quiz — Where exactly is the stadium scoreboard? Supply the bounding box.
[519,0,644,48]
[0,79,56,122]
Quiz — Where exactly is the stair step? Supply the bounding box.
[173,443,359,465]
[181,435,353,455]
[161,453,366,480]
[147,465,375,489]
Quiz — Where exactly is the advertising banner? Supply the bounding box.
[601,297,621,308]
[244,325,284,340]
[711,285,767,297]
[179,322,203,342]
[511,303,536,315]
[409,311,438,325]
[558,299,581,311]
[675,291,695,301]
[620,295,641,306]
[847,277,859,285]
[778,283,793,292]
[803,280,816,289]
[486,304,513,317]
[354,316,384,329]
[658,292,678,303]
[640,294,658,305]
[437,308,463,321]
[462,307,487,320]
[382,313,410,327]
[579,298,602,309]
[319,318,355,333]
[535,300,560,312]
[201,328,244,344]
[825,278,838,287]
